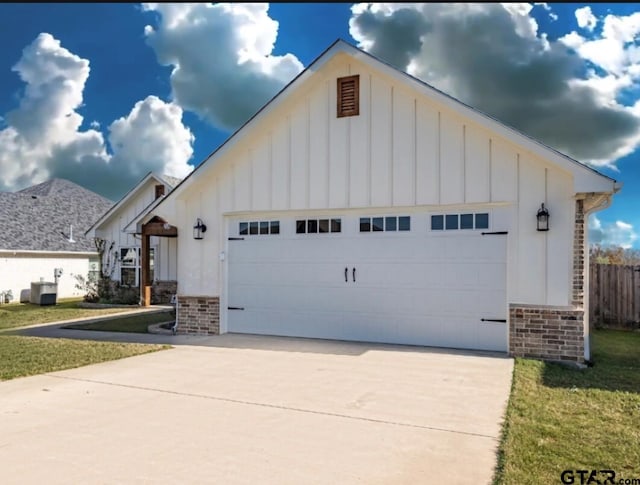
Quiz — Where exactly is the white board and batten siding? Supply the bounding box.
[169,52,586,349]
[95,177,177,282]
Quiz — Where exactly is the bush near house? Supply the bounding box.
[74,274,139,305]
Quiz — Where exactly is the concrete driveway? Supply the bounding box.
[0,334,513,484]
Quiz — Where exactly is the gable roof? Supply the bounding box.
[141,39,618,222]
[85,172,182,236]
[0,178,113,252]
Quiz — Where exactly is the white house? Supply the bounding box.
[85,172,181,303]
[0,179,113,302]
[131,40,618,364]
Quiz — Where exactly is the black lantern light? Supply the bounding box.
[536,203,549,231]
[193,218,207,240]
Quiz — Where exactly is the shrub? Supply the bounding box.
[74,275,140,305]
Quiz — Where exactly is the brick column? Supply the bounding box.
[176,296,220,335]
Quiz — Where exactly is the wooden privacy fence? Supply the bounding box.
[590,263,640,328]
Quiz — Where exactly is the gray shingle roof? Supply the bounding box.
[0,179,114,252]
[160,174,182,188]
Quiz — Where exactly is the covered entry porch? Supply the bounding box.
[139,215,178,307]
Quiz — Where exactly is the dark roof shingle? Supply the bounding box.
[0,179,113,252]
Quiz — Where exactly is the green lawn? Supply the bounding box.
[0,298,133,331]
[0,335,169,381]
[63,311,175,333]
[494,329,640,484]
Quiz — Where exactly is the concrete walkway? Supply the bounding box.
[0,331,513,484]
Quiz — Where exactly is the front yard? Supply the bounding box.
[495,329,640,484]
[0,298,133,331]
[0,299,171,381]
[0,335,168,381]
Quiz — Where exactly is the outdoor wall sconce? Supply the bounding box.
[536,203,549,231]
[193,218,207,240]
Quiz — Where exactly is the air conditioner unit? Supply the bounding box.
[30,282,58,306]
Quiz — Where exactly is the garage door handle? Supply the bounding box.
[345,267,348,282]
[352,267,356,283]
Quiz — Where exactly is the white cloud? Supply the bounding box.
[90,120,100,129]
[349,3,640,169]
[0,33,194,200]
[575,6,597,31]
[589,215,638,249]
[142,3,304,131]
[561,11,640,76]
[109,96,194,180]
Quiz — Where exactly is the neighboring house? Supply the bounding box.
[0,178,113,302]
[85,172,181,303]
[131,40,618,364]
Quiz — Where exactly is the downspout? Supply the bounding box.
[172,296,179,335]
[581,184,620,362]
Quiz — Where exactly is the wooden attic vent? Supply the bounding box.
[155,184,165,199]
[337,75,359,118]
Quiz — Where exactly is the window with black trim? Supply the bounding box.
[119,247,154,286]
[360,216,410,232]
[296,218,342,234]
[431,212,489,231]
[239,220,280,236]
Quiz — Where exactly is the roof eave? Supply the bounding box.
[85,172,162,236]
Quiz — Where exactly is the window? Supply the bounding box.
[331,218,341,233]
[239,220,280,236]
[385,217,396,231]
[154,184,165,199]
[360,216,411,232]
[88,259,100,284]
[337,75,360,118]
[398,216,410,231]
[359,218,371,232]
[460,214,474,230]
[475,213,489,229]
[120,247,154,286]
[297,218,342,234]
[431,212,490,231]
[446,214,459,230]
[372,217,384,232]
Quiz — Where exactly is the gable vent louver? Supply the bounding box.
[337,75,360,118]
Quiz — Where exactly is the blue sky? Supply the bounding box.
[0,3,638,248]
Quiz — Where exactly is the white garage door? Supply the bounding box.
[227,213,507,351]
